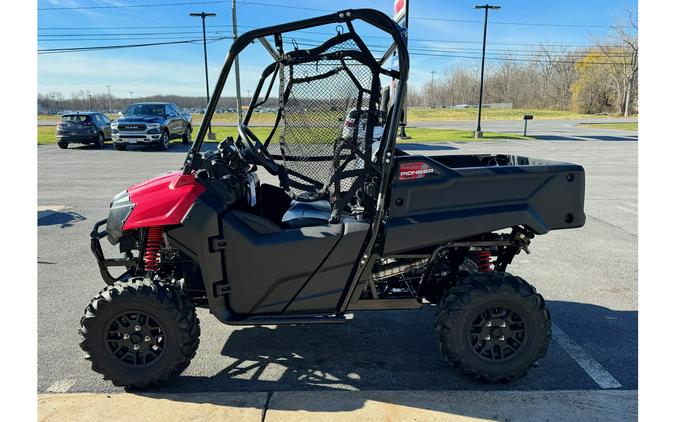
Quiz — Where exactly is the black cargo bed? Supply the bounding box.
[383,154,585,255]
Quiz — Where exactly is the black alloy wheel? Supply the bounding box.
[79,279,200,389]
[104,310,167,367]
[435,272,550,382]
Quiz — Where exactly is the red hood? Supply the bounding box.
[123,171,205,230]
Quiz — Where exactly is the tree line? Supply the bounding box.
[37,92,247,114]
[408,11,637,116]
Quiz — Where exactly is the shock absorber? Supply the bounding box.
[475,250,493,272]
[144,226,164,272]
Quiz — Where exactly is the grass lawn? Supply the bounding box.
[38,125,528,145]
[577,122,638,131]
[406,108,627,121]
[38,107,629,124]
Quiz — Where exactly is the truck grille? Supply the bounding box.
[119,124,147,131]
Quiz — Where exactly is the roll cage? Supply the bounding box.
[182,8,409,315]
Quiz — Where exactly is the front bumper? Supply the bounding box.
[90,218,137,285]
[112,131,161,144]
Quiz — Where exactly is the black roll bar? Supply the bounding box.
[182,8,409,176]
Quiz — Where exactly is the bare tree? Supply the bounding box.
[591,8,638,116]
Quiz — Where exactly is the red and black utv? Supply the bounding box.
[81,9,585,389]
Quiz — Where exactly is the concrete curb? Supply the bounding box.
[38,390,637,422]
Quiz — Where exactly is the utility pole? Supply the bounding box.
[190,11,217,139]
[431,70,436,108]
[106,85,112,113]
[473,4,500,139]
[129,91,133,103]
[231,0,243,124]
[87,91,92,110]
[398,0,410,139]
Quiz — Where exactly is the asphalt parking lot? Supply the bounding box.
[37,134,637,403]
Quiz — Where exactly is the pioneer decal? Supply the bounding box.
[399,161,435,180]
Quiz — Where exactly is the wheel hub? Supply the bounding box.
[105,311,166,366]
[468,306,526,361]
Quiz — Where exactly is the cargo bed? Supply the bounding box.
[384,153,585,255]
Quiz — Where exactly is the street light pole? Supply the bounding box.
[190,11,217,139]
[431,70,436,107]
[106,85,112,113]
[473,4,500,138]
[231,0,243,125]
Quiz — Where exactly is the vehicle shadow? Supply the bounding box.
[37,210,86,227]
[134,300,636,413]
[534,135,637,142]
[399,143,459,151]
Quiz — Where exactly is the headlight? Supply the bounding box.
[146,123,160,129]
[111,121,118,128]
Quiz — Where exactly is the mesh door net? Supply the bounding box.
[267,32,381,223]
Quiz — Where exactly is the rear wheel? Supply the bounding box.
[158,130,170,150]
[434,272,550,382]
[114,143,127,151]
[182,125,191,144]
[57,141,68,149]
[79,279,200,389]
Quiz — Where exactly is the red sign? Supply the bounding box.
[394,0,407,23]
[399,161,434,181]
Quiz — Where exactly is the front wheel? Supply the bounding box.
[158,130,170,150]
[182,125,191,144]
[57,141,68,149]
[434,272,551,382]
[79,279,200,389]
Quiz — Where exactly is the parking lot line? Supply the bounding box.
[616,205,638,215]
[552,324,622,389]
[45,379,76,393]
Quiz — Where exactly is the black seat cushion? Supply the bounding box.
[281,200,332,229]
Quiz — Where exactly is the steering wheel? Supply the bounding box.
[238,124,278,175]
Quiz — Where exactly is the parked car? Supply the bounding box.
[341,108,385,140]
[111,102,192,151]
[56,112,112,149]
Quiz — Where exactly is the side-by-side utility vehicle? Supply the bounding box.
[80,9,585,388]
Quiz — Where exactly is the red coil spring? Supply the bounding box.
[144,226,164,272]
[475,250,493,272]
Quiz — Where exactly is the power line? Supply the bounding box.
[38,1,227,11]
[37,37,231,54]
[39,31,230,37]
[409,16,622,29]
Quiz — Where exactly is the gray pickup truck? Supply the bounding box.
[111,102,192,151]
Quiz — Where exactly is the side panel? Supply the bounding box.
[165,188,229,318]
[284,220,369,313]
[383,155,585,255]
[221,212,343,315]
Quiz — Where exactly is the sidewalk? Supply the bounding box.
[38,389,637,421]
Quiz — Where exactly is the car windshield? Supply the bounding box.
[62,115,90,122]
[124,104,164,116]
